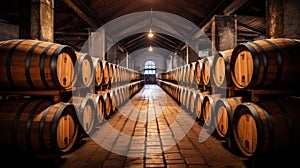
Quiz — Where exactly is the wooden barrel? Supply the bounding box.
[102,60,110,85]
[109,89,118,113]
[108,63,115,85]
[230,38,300,89]
[74,52,94,87]
[183,88,190,109]
[202,56,214,86]
[122,86,130,103]
[0,39,76,90]
[112,64,120,86]
[91,57,103,87]
[194,91,210,120]
[0,99,79,154]
[115,87,123,107]
[69,96,95,135]
[212,49,233,87]
[178,66,184,85]
[189,62,197,86]
[174,68,180,82]
[187,89,198,113]
[202,94,222,128]
[85,93,105,126]
[179,87,186,106]
[195,59,203,85]
[214,96,243,139]
[232,98,300,157]
[183,64,190,86]
[99,91,112,117]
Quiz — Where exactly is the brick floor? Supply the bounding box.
[60,85,249,168]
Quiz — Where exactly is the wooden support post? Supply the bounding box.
[19,0,54,42]
[89,27,106,60]
[266,0,300,39]
[211,15,237,56]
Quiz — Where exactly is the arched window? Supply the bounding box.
[144,60,156,74]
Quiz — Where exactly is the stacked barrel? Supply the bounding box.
[157,38,300,159]
[0,39,80,156]
[0,39,144,157]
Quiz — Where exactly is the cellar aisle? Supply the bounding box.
[60,84,249,168]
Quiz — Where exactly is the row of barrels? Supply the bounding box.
[0,39,142,91]
[157,80,300,157]
[159,38,300,89]
[0,80,144,155]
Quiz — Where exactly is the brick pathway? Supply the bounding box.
[60,85,249,168]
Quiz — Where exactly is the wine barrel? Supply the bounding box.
[194,91,210,120]
[85,93,105,126]
[0,99,79,154]
[69,96,95,135]
[202,56,214,86]
[0,39,76,90]
[183,88,190,109]
[202,94,222,128]
[112,64,120,86]
[108,63,115,85]
[179,87,186,106]
[230,38,300,89]
[195,59,203,85]
[115,87,123,107]
[109,89,118,113]
[183,64,190,86]
[178,66,184,85]
[74,52,94,87]
[91,57,103,87]
[188,62,197,86]
[214,96,243,139]
[187,89,198,113]
[102,60,110,85]
[99,91,112,117]
[212,49,234,87]
[232,98,300,157]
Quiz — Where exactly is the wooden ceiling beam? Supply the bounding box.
[237,21,265,34]
[223,0,249,16]
[62,0,98,27]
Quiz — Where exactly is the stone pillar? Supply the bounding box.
[19,0,54,42]
[89,27,106,60]
[266,0,300,38]
[211,15,237,55]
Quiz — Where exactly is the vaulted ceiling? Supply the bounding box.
[0,0,266,55]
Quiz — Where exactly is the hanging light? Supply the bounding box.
[148,45,153,52]
[148,29,154,38]
[148,8,154,38]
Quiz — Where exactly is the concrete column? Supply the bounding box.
[19,0,54,42]
[266,0,300,38]
[211,15,237,55]
[89,27,106,60]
